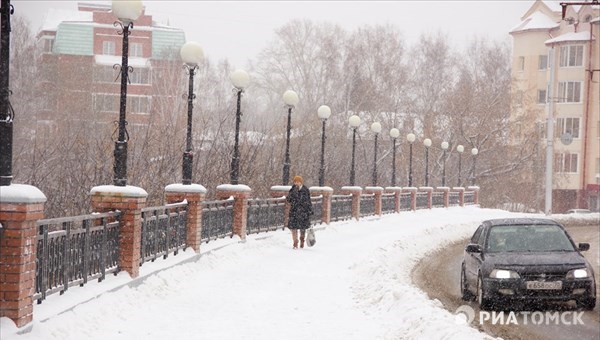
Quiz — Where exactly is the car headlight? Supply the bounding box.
[566,268,589,279]
[490,269,520,279]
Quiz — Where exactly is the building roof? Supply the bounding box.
[545,31,596,45]
[510,11,559,33]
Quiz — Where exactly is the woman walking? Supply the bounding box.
[287,175,313,249]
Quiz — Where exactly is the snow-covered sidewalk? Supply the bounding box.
[2,207,590,339]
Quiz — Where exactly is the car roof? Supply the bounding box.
[482,218,561,227]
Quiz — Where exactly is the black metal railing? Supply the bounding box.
[140,202,188,265]
[382,193,395,214]
[432,192,445,208]
[400,192,412,211]
[201,199,234,242]
[464,191,475,205]
[311,195,323,225]
[449,192,460,206]
[246,197,286,234]
[331,194,353,221]
[34,211,121,304]
[360,194,375,217]
[416,192,429,209]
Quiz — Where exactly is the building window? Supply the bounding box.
[103,41,116,55]
[93,65,117,83]
[130,43,143,57]
[559,45,583,67]
[42,38,54,53]
[518,56,525,71]
[93,93,119,113]
[129,68,151,84]
[557,81,582,103]
[556,117,580,138]
[555,153,578,173]
[537,89,547,104]
[127,95,151,114]
[538,55,548,70]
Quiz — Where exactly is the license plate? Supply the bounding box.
[526,281,562,290]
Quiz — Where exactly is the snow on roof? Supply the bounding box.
[542,0,564,13]
[510,11,559,33]
[95,55,150,68]
[545,31,596,44]
[41,8,93,32]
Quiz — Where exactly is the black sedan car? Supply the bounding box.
[461,218,596,310]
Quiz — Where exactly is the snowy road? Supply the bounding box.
[2,207,596,340]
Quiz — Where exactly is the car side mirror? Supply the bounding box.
[465,244,482,253]
[578,243,590,251]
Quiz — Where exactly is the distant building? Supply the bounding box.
[36,2,186,128]
[510,0,599,212]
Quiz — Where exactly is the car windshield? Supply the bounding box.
[486,224,576,253]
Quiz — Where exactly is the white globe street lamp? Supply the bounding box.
[317,105,331,186]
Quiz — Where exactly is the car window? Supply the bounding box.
[471,225,483,244]
[486,224,576,252]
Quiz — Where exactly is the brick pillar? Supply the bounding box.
[0,184,46,327]
[309,186,333,224]
[419,187,433,209]
[468,186,480,205]
[270,185,291,228]
[385,187,403,213]
[341,186,362,220]
[164,184,207,253]
[365,186,384,216]
[90,185,147,278]
[403,187,417,211]
[437,187,450,208]
[217,184,252,240]
[453,187,465,206]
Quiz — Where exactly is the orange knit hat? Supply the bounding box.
[293,175,303,183]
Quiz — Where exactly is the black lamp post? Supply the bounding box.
[111,0,142,187]
[423,138,431,186]
[180,42,204,185]
[470,147,479,186]
[317,105,331,186]
[282,90,299,185]
[371,122,381,186]
[349,115,361,186]
[407,133,415,187]
[0,0,14,186]
[441,141,449,187]
[456,145,464,187]
[390,128,399,187]
[229,69,250,185]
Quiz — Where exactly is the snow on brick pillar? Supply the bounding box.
[164,184,207,253]
[468,186,480,205]
[341,186,362,220]
[385,187,403,213]
[436,187,450,208]
[90,185,147,278]
[0,184,46,327]
[452,187,465,206]
[419,187,433,209]
[403,187,417,211]
[309,186,333,224]
[217,184,252,240]
[271,185,291,228]
[365,186,384,216]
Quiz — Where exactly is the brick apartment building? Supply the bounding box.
[510,0,599,212]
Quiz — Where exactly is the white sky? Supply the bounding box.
[13,0,535,67]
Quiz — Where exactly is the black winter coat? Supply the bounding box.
[287,185,313,229]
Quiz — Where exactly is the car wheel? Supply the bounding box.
[477,275,493,310]
[577,296,596,311]
[461,263,474,301]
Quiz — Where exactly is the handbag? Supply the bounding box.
[306,227,316,247]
